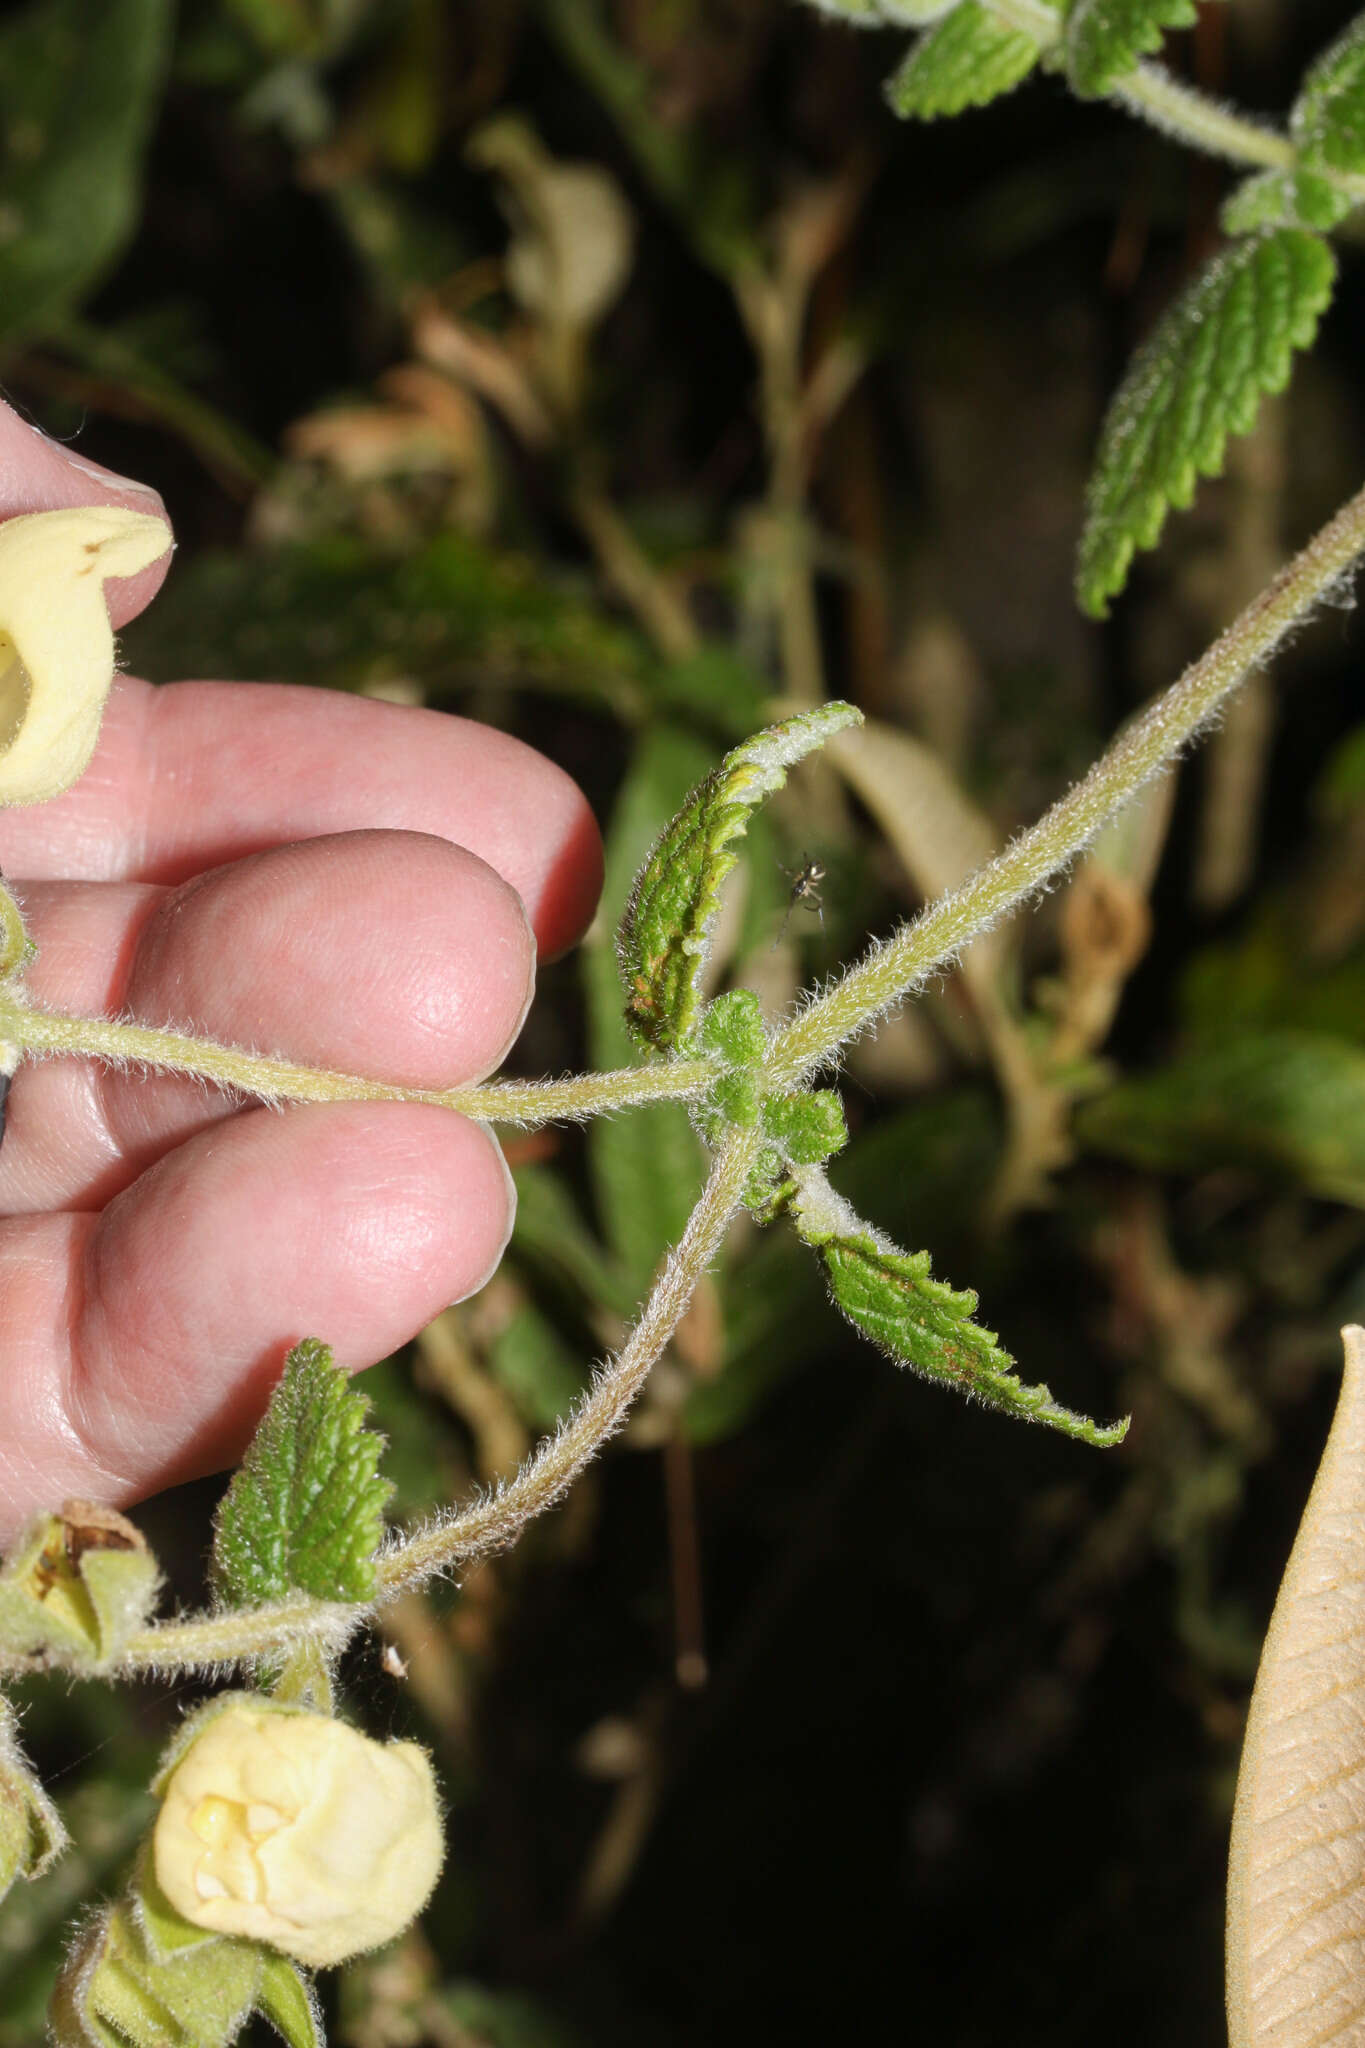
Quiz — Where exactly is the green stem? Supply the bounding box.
[377,1123,759,1590]
[0,997,716,1127]
[765,475,1365,1090]
[981,0,1365,200]
[87,1127,758,1677]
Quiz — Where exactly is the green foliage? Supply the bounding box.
[1076,229,1337,617]
[0,0,172,344]
[1064,0,1200,99]
[48,1896,311,2048]
[1293,11,1365,177]
[792,1176,1126,1445]
[490,1302,588,1432]
[884,2,1046,119]
[1076,1029,1365,1206]
[1220,168,1354,236]
[586,726,711,1295]
[210,1339,393,1609]
[761,1089,848,1166]
[618,702,859,1053]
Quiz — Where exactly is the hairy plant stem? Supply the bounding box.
[376,1124,758,1591]
[983,0,1365,200]
[0,995,717,1127]
[69,1128,757,1677]
[764,476,1365,1091]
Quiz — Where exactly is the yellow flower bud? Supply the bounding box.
[0,505,171,807]
[152,1702,444,1969]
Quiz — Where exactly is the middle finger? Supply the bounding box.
[0,829,534,1214]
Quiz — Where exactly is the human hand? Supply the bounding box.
[0,408,602,1543]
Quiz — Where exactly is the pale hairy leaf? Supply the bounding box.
[1227,1326,1365,2048]
[617,701,860,1053]
[1077,230,1337,616]
[1221,168,1354,237]
[210,1339,393,1609]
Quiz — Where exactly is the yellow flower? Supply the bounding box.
[0,506,171,807]
[152,1702,444,1968]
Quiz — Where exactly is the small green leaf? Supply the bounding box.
[618,701,860,1053]
[1065,0,1200,99]
[0,0,173,344]
[883,2,1046,120]
[254,1956,322,2048]
[1220,168,1354,236]
[210,1339,394,1609]
[0,1699,67,1905]
[792,1175,1127,1446]
[762,1090,849,1167]
[1293,11,1365,177]
[699,989,768,1070]
[1076,1028,1365,1205]
[1077,229,1336,617]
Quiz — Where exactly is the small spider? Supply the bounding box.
[773,855,827,948]
[380,1643,409,1681]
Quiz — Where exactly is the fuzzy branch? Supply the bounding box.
[765,475,1365,1090]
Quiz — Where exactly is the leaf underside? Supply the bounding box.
[1076,228,1337,617]
[210,1338,393,1609]
[1065,0,1201,98]
[1226,1326,1365,2048]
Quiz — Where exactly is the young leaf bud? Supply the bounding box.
[152,1701,444,1968]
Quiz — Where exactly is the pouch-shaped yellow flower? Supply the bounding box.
[0,506,171,807]
[152,1701,444,1968]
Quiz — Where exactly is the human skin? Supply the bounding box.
[0,404,602,1543]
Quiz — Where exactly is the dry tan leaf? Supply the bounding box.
[1227,1325,1365,2048]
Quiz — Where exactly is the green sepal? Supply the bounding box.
[210,1337,394,1610]
[1293,11,1365,178]
[1221,168,1354,236]
[0,1695,68,1903]
[0,1501,160,1669]
[792,1174,1127,1446]
[1077,229,1337,617]
[49,1902,261,2048]
[254,1954,323,2048]
[700,988,768,1070]
[1064,0,1199,99]
[618,702,860,1053]
[131,1841,220,1963]
[884,2,1045,120]
[762,1089,848,1166]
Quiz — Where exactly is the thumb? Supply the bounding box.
[0,400,171,627]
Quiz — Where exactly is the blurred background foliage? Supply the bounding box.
[4,0,1365,2041]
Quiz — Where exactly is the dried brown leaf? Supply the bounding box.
[1227,1325,1365,2047]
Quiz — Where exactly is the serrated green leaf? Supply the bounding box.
[210,1339,394,1609]
[1077,229,1336,618]
[1293,11,1365,177]
[618,702,859,1053]
[1065,0,1200,99]
[1076,1029,1365,1205]
[792,1174,1127,1446]
[884,2,1045,120]
[587,726,711,1292]
[0,0,173,344]
[1221,168,1354,236]
[254,1955,322,2048]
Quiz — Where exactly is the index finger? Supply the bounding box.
[0,677,603,960]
